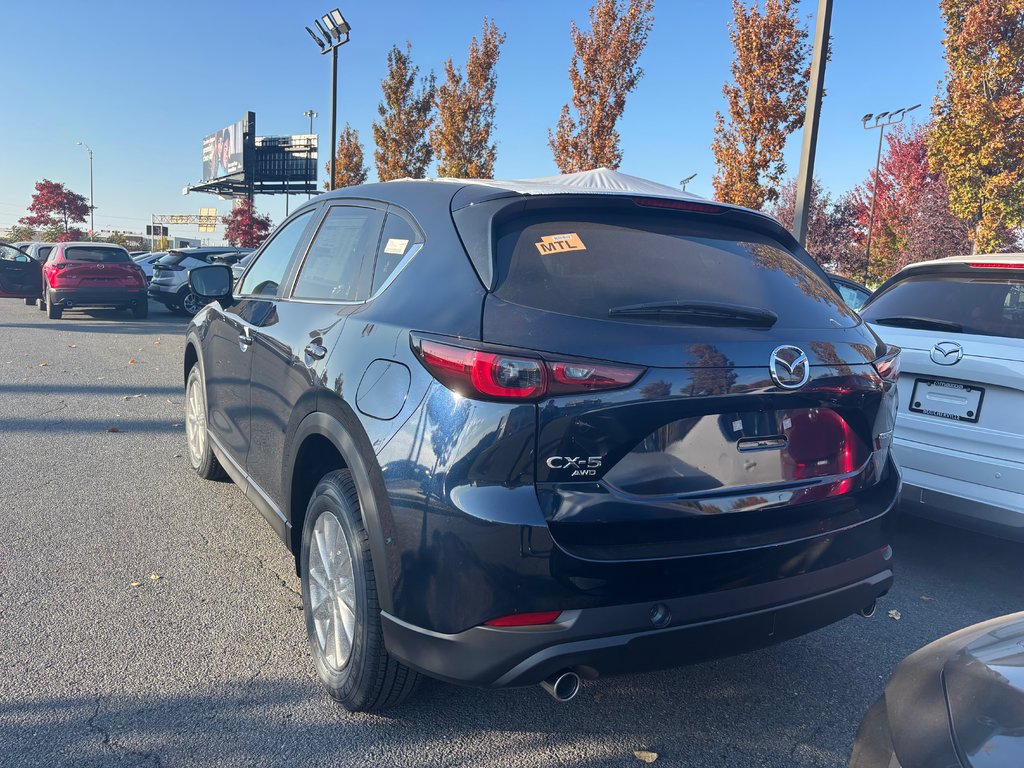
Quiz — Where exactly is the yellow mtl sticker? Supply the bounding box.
[534,233,587,255]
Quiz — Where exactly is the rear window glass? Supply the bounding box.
[494,212,858,328]
[371,213,418,294]
[38,246,53,260]
[64,246,130,263]
[862,274,1024,339]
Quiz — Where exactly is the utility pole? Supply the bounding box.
[792,0,832,247]
[77,141,95,240]
[304,109,318,200]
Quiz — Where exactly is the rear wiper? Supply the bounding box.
[608,301,778,328]
[871,315,964,332]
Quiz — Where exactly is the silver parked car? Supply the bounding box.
[147,247,249,315]
[12,242,55,264]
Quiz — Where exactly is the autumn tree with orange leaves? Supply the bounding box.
[712,0,810,210]
[549,0,654,174]
[373,43,436,181]
[431,19,506,178]
[929,0,1024,253]
[325,123,369,190]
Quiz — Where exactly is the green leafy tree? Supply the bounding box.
[930,0,1024,253]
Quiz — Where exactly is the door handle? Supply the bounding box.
[304,342,328,361]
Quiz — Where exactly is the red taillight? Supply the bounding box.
[872,347,900,383]
[633,196,726,214]
[414,338,643,401]
[484,611,562,627]
[969,262,1024,269]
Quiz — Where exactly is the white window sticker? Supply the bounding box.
[383,238,409,255]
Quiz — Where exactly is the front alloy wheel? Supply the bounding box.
[180,290,204,317]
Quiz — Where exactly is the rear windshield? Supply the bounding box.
[64,246,131,263]
[862,273,1024,339]
[157,250,229,267]
[494,211,858,328]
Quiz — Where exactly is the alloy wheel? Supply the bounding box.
[185,375,206,467]
[308,511,357,671]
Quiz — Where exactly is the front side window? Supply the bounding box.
[237,210,314,297]
[292,206,384,301]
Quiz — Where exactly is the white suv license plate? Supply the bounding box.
[909,378,984,423]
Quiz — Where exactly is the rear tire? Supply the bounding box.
[132,301,149,319]
[37,295,46,311]
[25,297,34,306]
[179,290,204,317]
[301,470,420,712]
[46,295,62,320]
[185,365,226,480]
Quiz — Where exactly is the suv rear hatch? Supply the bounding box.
[53,246,142,289]
[862,263,1024,485]
[465,195,897,559]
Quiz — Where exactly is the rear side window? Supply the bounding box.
[371,213,419,295]
[862,274,1024,339]
[494,211,858,328]
[38,246,53,260]
[64,246,131,263]
[292,206,384,301]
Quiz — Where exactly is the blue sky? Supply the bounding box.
[0,0,946,242]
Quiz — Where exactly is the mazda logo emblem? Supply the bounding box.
[769,345,810,390]
[930,341,963,366]
[96,264,105,269]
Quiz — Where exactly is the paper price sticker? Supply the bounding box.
[383,238,409,255]
[534,233,587,255]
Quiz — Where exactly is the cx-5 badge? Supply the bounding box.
[769,345,810,390]
[930,341,963,366]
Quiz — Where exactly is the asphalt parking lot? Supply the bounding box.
[1,297,1021,768]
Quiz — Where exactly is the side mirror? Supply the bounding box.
[14,254,30,263]
[189,264,233,300]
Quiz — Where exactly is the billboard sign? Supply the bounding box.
[202,119,246,181]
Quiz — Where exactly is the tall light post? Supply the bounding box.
[305,9,351,192]
[304,109,318,200]
[861,104,920,281]
[76,141,94,240]
[679,173,696,192]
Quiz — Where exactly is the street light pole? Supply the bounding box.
[304,109,318,200]
[792,0,832,247]
[860,104,920,281]
[77,141,94,240]
[305,9,351,193]
[679,173,696,192]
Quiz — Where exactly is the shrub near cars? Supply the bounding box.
[38,242,148,319]
[862,254,1024,540]
[182,174,901,711]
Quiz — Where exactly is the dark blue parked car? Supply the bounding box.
[182,174,901,711]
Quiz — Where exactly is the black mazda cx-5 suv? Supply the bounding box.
[182,174,901,711]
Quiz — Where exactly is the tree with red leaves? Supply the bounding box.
[20,179,89,238]
[222,200,272,248]
[851,123,968,281]
[771,177,860,276]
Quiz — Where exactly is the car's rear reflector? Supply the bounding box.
[484,611,562,627]
[969,262,1024,269]
[633,197,726,215]
[872,347,901,383]
[412,337,644,402]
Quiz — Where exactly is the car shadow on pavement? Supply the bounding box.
[0,307,188,335]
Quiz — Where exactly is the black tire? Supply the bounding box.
[46,295,62,320]
[25,297,35,306]
[184,365,226,480]
[132,301,149,319]
[178,289,204,317]
[37,295,46,311]
[301,469,419,712]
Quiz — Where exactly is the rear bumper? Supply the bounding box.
[50,288,146,308]
[894,437,1024,541]
[381,546,893,688]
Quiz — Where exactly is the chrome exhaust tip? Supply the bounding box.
[859,600,877,618]
[540,670,580,702]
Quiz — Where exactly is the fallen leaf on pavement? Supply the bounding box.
[149,573,161,581]
[634,751,658,763]
[888,609,901,620]
[920,595,935,601]
[39,361,49,367]
[128,358,137,365]
[106,427,121,433]
[130,582,142,588]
